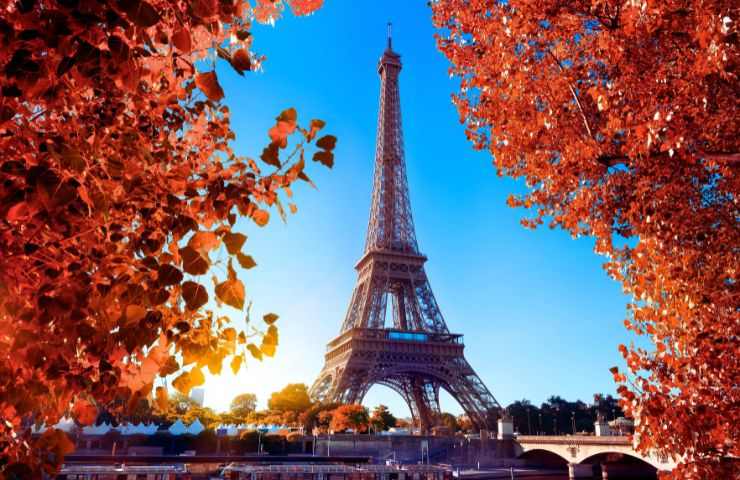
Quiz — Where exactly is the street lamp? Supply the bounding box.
[538,413,542,436]
[526,408,532,435]
[257,427,268,454]
[571,413,576,435]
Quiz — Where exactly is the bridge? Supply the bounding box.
[512,434,676,478]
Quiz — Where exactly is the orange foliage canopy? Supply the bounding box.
[432,1,737,478]
[330,404,369,434]
[0,0,328,475]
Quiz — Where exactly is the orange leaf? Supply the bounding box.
[236,252,257,269]
[124,304,147,324]
[251,209,269,227]
[223,232,247,255]
[195,71,224,101]
[188,231,220,254]
[182,281,208,310]
[180,246,209,275]
[72,398,97,426]
[316,134,337,151]
[230,354,244,374]
[172,371,192,395]
[190,366,205,387]
[231,49,251,73]
[155,386,168,412]
[215,278,245,309]
[247,343,263,360]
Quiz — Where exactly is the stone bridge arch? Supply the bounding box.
[514,436,676,473]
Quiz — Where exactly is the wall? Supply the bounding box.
[313,434,516,465]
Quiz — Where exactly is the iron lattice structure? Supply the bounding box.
[310,33,501,432]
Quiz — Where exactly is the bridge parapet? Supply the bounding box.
[517,435,630,446]
[514,435,676,472]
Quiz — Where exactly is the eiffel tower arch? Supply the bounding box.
[310,27,501,433]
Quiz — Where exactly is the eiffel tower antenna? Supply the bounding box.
[310,28,501,433]
[387,21,392,50]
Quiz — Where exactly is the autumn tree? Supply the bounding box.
[230,393,258,419]
[369,404,397,432]
[436,412,458,433]
[300,401,339,432]
[267,383,313,414]
[432,1,738,477]
[456,414,473,433]
[395,418,412,430]
[0,0,332,475]
[330,404,369,434]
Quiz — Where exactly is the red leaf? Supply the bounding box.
[172,29,192,53]
[195,71,224,101]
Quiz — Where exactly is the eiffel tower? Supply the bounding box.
[310,26,501,432]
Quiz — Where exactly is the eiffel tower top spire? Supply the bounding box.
[363,29,419,255]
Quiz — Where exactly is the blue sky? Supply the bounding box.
[196,1,633,417]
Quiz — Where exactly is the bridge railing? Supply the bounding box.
[516,435,631,446]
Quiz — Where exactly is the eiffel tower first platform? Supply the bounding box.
[309,29,501,432]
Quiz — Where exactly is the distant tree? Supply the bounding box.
[268,384,312,413]
[279,410,300,427]
[168,392,199,417]
[181,406,219,429]
[506,400,534,435]
[456,414,473,433]
[433,1,737,477]
[247,410,269,425]
[317,411,334,432]
[370,405,397,432]
[330,404,369,433]
[436,412,459,432]
[592,393,624,421]
[300,402,339,432]
[230,393,258,419]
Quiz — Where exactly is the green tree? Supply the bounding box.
[230,393,258,418]
[370,405,397,431]
[267,384,312,413]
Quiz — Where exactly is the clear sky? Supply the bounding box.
[194,1,634,418]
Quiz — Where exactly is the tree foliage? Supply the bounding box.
[432,1,737,477]
[329,404,369,434]
[230,393,258,419]
[267,383,312,413]
[369,404,397,432]
[435,412,458,433]
[299,401,338,433]
[0,0,330,474]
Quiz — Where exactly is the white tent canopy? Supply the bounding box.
[54,417,76,433]
[82,422,111,435]
[168,419,188,436]
[186,418,204,435]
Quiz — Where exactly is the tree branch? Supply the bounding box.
[545,49,594,140]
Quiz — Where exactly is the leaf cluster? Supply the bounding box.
[0,0,326,474]
[432,1,738,476]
